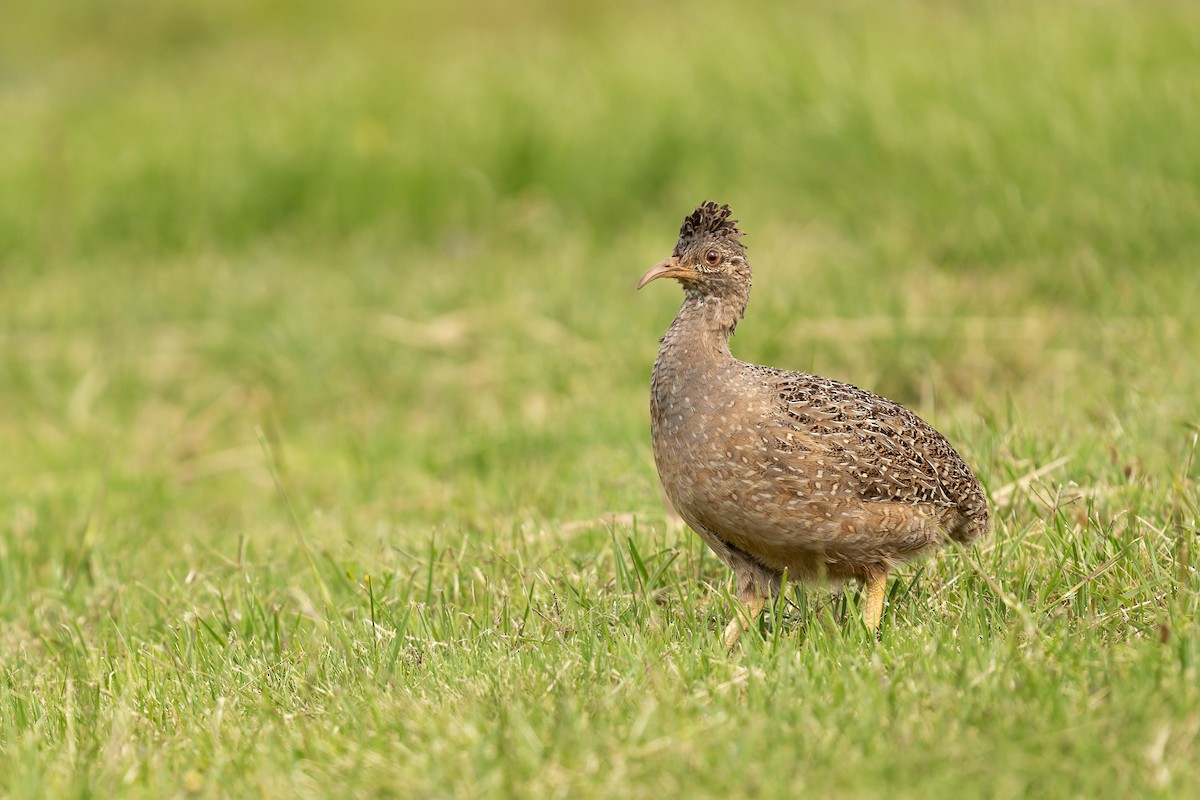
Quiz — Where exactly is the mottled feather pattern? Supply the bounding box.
[758,365,988,537]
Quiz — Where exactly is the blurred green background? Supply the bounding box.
[2,1,1199,797]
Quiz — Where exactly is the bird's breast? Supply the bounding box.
[650,354,776,510]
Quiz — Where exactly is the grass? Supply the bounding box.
[2,0,1199,796]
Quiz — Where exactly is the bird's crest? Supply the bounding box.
[674,201,744,255]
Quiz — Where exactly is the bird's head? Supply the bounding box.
[637,201,749,298]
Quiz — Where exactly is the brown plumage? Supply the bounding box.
[638,202,988,647]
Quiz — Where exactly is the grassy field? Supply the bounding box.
[3,1,1200,796]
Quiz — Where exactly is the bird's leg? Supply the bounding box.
[723,588,767,650]
[863,571,887,632]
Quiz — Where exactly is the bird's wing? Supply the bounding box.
[760,368,981,512]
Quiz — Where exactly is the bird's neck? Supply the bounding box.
[661,290,747,360]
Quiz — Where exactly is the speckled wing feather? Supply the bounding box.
[757,366,988,538]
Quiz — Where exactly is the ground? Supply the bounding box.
[1,1,1199,797]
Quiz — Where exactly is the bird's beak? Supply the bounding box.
[636,257,699,290]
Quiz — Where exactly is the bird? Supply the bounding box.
[638,202,988,648]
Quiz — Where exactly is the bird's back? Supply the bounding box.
[761,365,988,540]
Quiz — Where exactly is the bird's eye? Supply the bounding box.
[705,250,721,265]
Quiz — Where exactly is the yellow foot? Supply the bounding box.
[723,590,767,650]
[863,572,887,633]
